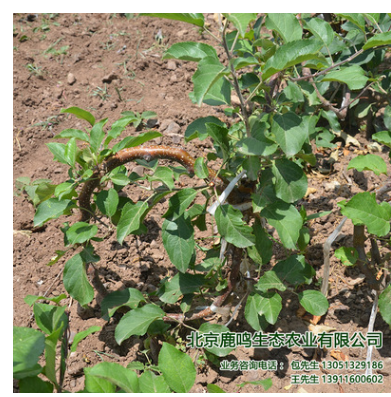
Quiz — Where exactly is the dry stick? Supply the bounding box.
[321,216,348,296]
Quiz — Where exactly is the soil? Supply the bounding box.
[13,13,391,393]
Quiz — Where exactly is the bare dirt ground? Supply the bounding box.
[13,13,391,393]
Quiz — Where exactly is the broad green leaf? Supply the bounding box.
[185,116,226,141]
[33,303,67,335]
[373,130,391,147]
[244,293,268,331]
[148,166,175,190]
[162,215,195,273]
[54,128,90,142]
[334,246,358,266]
[13,327,45,379]
[46,142,67,165]
[164,41,218,61]
[261,202,303,249]
[104,114,139,146]
[65,222,98,245]
[158,342,196,393]
[363,31,391,49]
[142,13,204,27]
[63,253,94,306]
[19,376,54,393]
[70,326,101,353]
[192,56,229,106]
[322,65,368,90]
[238,135,277,157]
[304,17,335,47]
[163,188,198,220]
[96,188,119,218]
[273,254,315,286]
[265,13,302,42]
[255,291,282,325]
[215,205,255,248]
[224,13,257,37]
[206,123,230,161]
[24,294,67,306]
[247,219,273,266]
[207,384,226,393]
[111,130,162,153]
[86,362,139,393]
[272,158,308,203]
[337,13,366,32]
[116,201,149,244]
[272,112,310,157]
[101,288,146,319]
[262,38,323,81]
[378,285,391,326]
[298,290,329,316]
[383,106,391,131]
[89,118,108,154]
[60,106,95,127]
[33,198,75,227]
[338,192,391,236]
[160,273,205,304]
[255,270,287,293]
[139,371,171,393]
[199,323,235,357]
[84,367,116,393]
[115,304,165,344]
[347,154,387,176]
[65,137,77,167]
[194,157,209,179]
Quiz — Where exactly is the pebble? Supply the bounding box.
[166,59,177,70]
[67,73,76,85]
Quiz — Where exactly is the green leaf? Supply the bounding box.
[334,246,358,266]
[33,303,67,335]
[347,154,387,176]
[378,285,391,326]
[262,39,323,81]
[46,142,68,165]
[116,201,149,244]
[206,123,230,161]
[304,17,335,47]
[65,222,98,245]
[273,254,315,286]
[337,13,366,32]
[89,118,108,154]
[373,130,391,147]
[19,376,54,393]
[13,326,45,379]
[115,304,165,344]
[261,202,303,250]
[164,41,217,62]
[363,31,391,49]
[244,293,268,331]
[265,13,302,42]
[194,157,209,179]
[64,137,77,167]
[207,384,226,393]
[111,130,162,153]
[254,291,282,325]
[33,198,75,227]
[160,273,205,304]
[86,362,139,393]
[139,371,171,393]
[185,116,226,141]
[192,56,229,106]
[162,215,195,273]
[215,205,255,248]
[322,65,368,90]
[158,342,196,393]
[60,106,95,127]
[237,135,277,157]
[224,13,257,37]
[70,326,101,353]
[255,271,287,293]
[247,219,273,266]
[164,188,198,220]
[54,128,90,142]
[84,367,117,393]
[101,288,146,319]
[338,192,391,236]
[142,13,205,27]
[272,112,310,157]
[272,158,308,203]
[96,188,119,218]
[63,253,94,306]
[199,323,235,357]
[298,290,329,316]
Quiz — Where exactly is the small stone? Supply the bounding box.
[67,73,76,85]
[102,72,119,83]
[166,60,177,70]
[165,121,181,135]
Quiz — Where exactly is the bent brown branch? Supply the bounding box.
[78,145,226,222]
